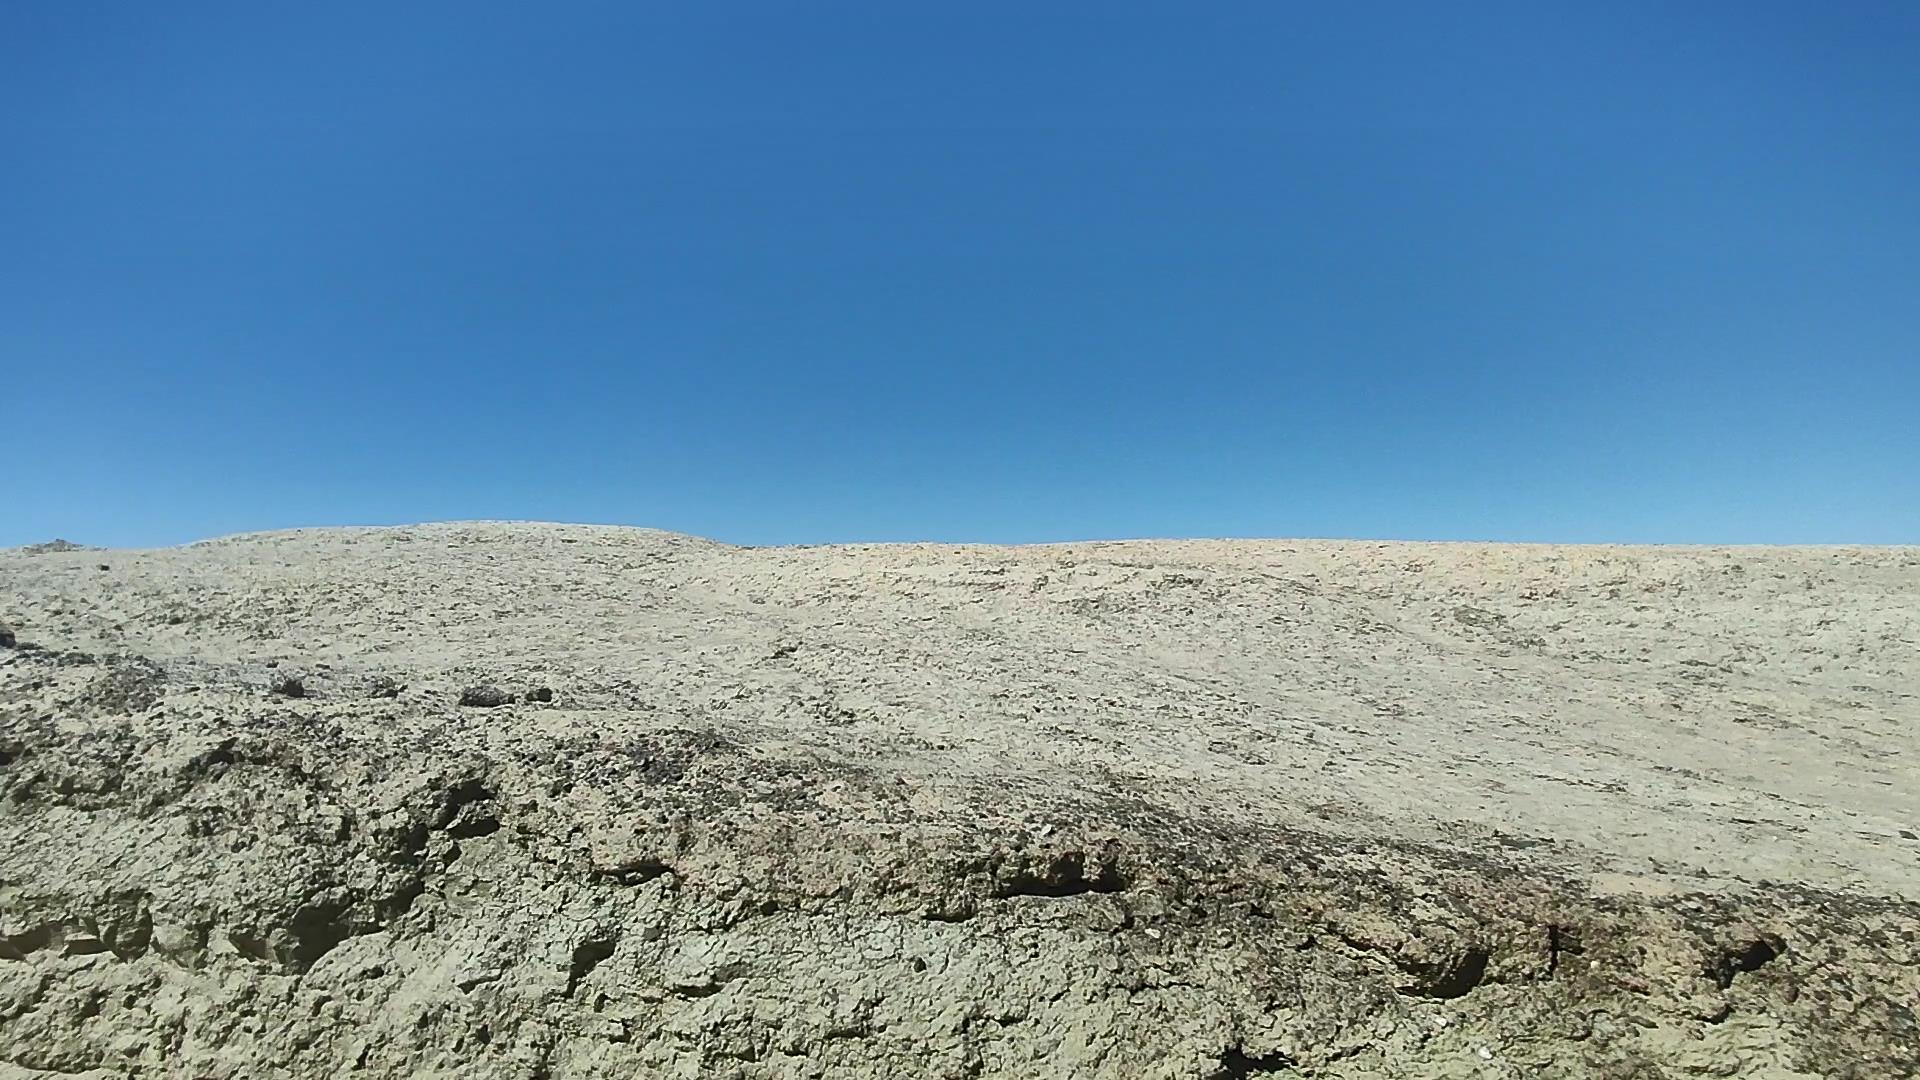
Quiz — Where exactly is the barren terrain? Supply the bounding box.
[2,523,1916,1078]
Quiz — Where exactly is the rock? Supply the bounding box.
[0,621,14,649]
[270,674,306,699]
[460,685,513,708]
[1452,605,1505,629]
[18,539,88,554]
[525,687,554,704]
[369,676,404,699]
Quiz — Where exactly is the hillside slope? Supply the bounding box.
[2,523,1916,1078]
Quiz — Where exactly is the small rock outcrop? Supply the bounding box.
[17,539,90,554]
[459,685,513,708]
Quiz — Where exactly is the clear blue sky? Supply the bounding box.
[5,3,1917,547]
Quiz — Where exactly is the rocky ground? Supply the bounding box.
[1,522,1916,1078]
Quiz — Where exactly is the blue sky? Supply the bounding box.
[5,2,1916,547]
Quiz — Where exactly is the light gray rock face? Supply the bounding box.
[1,523,1917,1078]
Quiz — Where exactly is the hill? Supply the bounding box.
[2,523,1916,1077]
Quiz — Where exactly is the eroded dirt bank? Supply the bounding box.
[2,524,1916,1077]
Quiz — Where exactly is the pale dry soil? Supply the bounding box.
[1,523,1916,1079]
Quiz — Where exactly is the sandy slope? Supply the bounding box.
[2,523,1916,1078]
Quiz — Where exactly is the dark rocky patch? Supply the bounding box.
[460,685,514,708]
